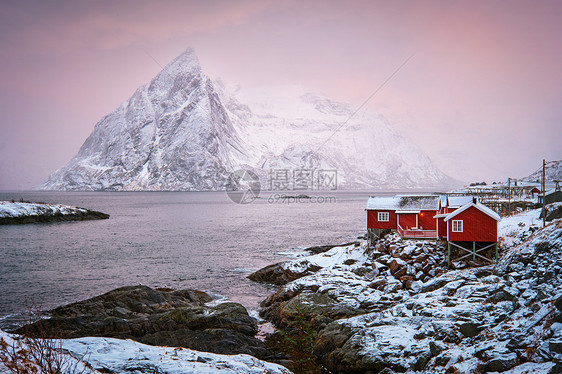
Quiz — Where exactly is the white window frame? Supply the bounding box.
[452,220,463,232]
[378,212,389,222]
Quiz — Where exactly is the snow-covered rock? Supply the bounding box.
[39,48,455,191]
[62,336,292,374]
[0,201,109,224]
[0,330,292,374]
[255,211,562,373]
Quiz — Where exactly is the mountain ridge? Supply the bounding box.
[39,48,458,192]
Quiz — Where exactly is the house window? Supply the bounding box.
[452,220,463,232]
[378,212,389,222]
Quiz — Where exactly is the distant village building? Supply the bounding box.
[539,189,562,205]
[530,186,541,198]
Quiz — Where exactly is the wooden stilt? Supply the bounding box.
[473,241,476,261]
[447,242,451,267]
[449,241,496,263]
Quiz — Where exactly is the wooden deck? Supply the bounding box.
[397,224,438,239]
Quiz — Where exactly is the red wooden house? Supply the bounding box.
[443,201,501,263]
[366,195,440,239]
[435,196,475,239]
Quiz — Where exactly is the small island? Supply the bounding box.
[0,201,109,225]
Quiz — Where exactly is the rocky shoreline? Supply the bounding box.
[12,285,271,361]
[5,210,561,373]
[0,201,109,224]
[249,210,562,373]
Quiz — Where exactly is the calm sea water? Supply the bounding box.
[0,190,375,329]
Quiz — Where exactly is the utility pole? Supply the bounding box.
[507,177,511,216]
[542,159,546,227]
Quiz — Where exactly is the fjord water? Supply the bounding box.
[0,191,368,329]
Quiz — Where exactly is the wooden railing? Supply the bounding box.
[397,224,437,239]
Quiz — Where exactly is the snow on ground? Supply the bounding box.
[263,211,562,372]
[0,201,88,218]
[283,243,369,273]
[0,330,292,374]
[499,208,542,249]
[62,337,292,374]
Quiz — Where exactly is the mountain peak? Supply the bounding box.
[154,48,202,82]
[170,47,200,68]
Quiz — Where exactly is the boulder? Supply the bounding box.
[459,321,480,338]
[248,261,321,285]
[482,352,518,372]
[15,285,270,359]
[388,258,407,274]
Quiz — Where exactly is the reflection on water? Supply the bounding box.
[0,190,374,329]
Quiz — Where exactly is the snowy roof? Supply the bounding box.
[444,202,501,222]
[366,196,401,210]
[447,196,476,208]
[366,195,439,211]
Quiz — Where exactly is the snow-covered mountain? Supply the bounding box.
[522,160,562,182]
[40,48,456,191]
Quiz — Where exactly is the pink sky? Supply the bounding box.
[0,0,560,190]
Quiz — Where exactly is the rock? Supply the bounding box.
[260,288,364,330]
[316,322,431,373]
[483,352,518,372]
[410,280,423,294]
[388,258,407,274]
[248,261,321,285]
[393,266,407,278]
[368,277,388,289]
[544,202,562,221]
[305,242,359,254]
[377,254,392,265]
[459,321,480,338]
[537,340,552,360]
[413,254,429,263]
[15,285,270,359]
[434,353,451,366]
[550,339,562,354]
[383,282,402,293]
[487,288,517,303]
[352,266,371,276]
[421,276,450,293]
[254,222,562,373]
[0,202,110,225]
[555,294,562,311]
[429,340,445,356]
[474,266,494,278]
[313,322,354,363]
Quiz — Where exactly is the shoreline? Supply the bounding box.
[3,209,561,373]
[244,210,562,373]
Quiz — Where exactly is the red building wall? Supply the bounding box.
[397,213,417,229]
[437,218,447,238]
[447,207,498,242]
[419,210,437,230]
[367,210,397,230]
